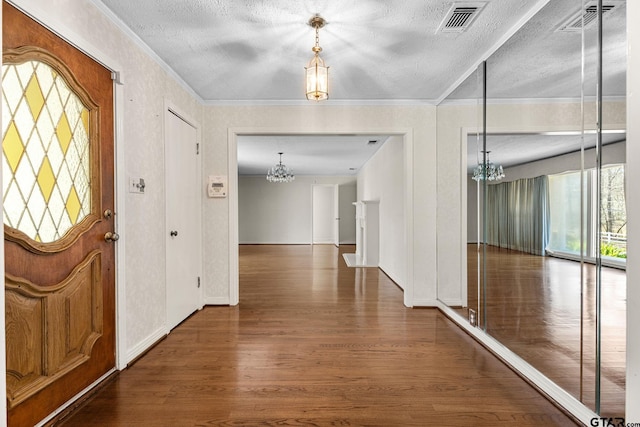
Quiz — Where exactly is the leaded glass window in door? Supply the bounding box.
[2,58,92,244]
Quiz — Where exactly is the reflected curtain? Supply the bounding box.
[485,175,550,255]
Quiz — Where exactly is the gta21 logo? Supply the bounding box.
[590,418,629,427]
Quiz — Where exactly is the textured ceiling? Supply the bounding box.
[238,135,389,176]
[93,0,627,175]
[448,0,627,100]
[96,0,538,102]
[466,132,626,173]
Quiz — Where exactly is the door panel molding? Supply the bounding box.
[5,250,102,409]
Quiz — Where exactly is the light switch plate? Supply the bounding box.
[129,177,145,194]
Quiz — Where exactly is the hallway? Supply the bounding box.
[60,245,576,426]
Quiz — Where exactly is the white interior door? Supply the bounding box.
[312,185,336,244]
[165,109,201,331]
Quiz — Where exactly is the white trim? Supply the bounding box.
[8,0,124,84]
[114,80,127,370]
[125,326,167,365]
[435,0,552,105]
[438,95,626,106]
[626,2,640,420]
[437,302,599,425]
[411,298,439,307]
[239,241,312,245]
[228,130,240,306]
[34,369,116,427]
[205,297,231,306]
[438,298,464,307]
[163,98,204,328]
[205,99,438,106]
[459,125,481,312]
[229,127,414,309]
[87,0,202,103]
[403,129,415,308]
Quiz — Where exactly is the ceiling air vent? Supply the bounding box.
[438,2,487,34]
[557,1,620,33]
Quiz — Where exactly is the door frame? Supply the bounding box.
[2,0,129,391]
[228,127,414,308]
[163,100,203,332]
[311,184,338,245]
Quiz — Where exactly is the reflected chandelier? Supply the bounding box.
[472,151,505,181]
[267,152,295,183]
[305,14,329,101]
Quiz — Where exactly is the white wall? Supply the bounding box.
[338,182,357,244]
[467,176,480,243]
[626,0,639,420]
[205,105,437,307]
[238,176,354,244]
[466,141,626,242]
[436,101,626,304]
[500,140,625,182]
[357,136,406,288]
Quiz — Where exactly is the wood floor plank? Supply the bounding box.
[60,245,577,426]
[463,244,625,417]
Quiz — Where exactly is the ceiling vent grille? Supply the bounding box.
[557,2,620,32]
[438,2,487,33]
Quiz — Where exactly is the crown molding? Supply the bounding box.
[88,0,204,104]
[202,98,439,107]
[438,95,626,106]
[435,0,552,105]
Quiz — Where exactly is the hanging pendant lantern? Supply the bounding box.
[305,14,329,101]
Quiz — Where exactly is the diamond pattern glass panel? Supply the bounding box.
[2,60,91,243]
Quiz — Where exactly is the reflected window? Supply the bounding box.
[548,165,626,263]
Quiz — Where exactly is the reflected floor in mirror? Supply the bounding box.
[60,245,577,426]
[461,244,625,418]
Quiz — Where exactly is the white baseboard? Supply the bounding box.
[438,298,464,307]
[342,253,376,267]
[411,298,439,307]
[378,265,404,290]
[204,296,230,305]
[126,326,167,365]
[239,241,310,245]
[437,302,598,425]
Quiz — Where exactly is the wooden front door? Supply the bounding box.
[2,3,116,426]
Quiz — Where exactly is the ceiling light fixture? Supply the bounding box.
[267,152,295,183]
[305,14,329,101]
[472,151,505,181]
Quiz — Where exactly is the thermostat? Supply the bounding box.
[207,175,227,198]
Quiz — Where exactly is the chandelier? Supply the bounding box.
[266,152,295,183]
[305,14,329,101]
[472,151,505,181]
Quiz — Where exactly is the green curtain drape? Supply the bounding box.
[485,175,550,256]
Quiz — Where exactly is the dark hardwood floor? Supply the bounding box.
[59,244,577,426]
[461,244,626,418]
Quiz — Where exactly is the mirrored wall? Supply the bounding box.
[437,0,626,420]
